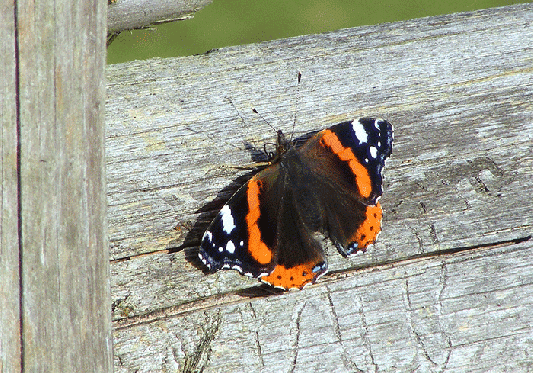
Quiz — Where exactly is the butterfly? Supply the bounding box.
[198,118,393,289]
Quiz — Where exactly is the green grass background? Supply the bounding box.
[107,0,528,64]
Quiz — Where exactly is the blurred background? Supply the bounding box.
[107,0,528,64]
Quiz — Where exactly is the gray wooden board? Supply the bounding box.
[106,4,533,372]
[0,0,21,370]
[1,0,112,370]
[108,0,213,34]
[113,241,533,372]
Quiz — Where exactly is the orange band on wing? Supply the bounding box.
[245,178,272,264]
[319,130,372,198]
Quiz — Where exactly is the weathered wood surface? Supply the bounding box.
[0,0,21,371]
[0,0,112,371]
[107,4,533,372]
[108,0,213,35]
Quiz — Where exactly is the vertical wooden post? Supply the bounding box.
[1,0,112,370]
[1,0,22,371]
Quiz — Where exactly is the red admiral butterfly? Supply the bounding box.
[199,118,393,289]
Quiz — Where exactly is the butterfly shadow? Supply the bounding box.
[167,141,269,273]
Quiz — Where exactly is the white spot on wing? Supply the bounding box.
[202,231,212,242]
[226,241,236,254]
[369,146,377,159]
[220,205,236,234]
[352,120,368,144]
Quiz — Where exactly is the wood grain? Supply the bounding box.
[0,0,21,371]
[0,0,112,371]
[106,4,533,372]
[108,0,213,34]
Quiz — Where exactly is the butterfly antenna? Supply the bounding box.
[227,97,272,165]
[251,107,277,133]
[220,97,250,151]
[226,97,247,128]
[290,71,302,143]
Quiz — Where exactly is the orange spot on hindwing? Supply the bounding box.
[245,178,272,264]
[319,130,372,198]
[351,203,382,248]
[260,262,324,289]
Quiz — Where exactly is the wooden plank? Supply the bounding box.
[0,0,21,371]
[105,4,533,371]
[2,0,114,371]
[113,241,533,372]
[108,0,213,35]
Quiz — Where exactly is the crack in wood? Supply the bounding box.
[326,289,342,343]
[405,278,439,367]
[430,223,439,244]
[248,303,265,368]
[439,339,453,373]
[326,287,365,373]
[326,235,531,276]
[358,296,378,372]
[182,310,222,373]
[289,302,307,373]
[437,262,447,314]
[404,266,453,372]
[411,227,425,253]
[112,235,531,329]
[164,345,181,373]
[112,232,531,268]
